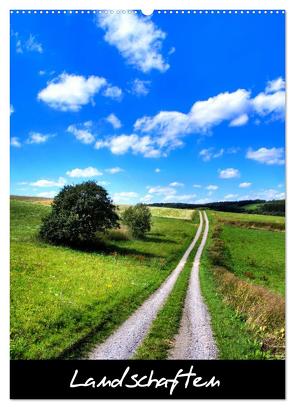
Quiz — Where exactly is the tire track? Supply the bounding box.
[169,211,218,360]
[88,211,204,360]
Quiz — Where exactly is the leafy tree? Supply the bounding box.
[122,203,152,238]
[40,181,119,245]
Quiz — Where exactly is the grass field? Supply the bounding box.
[10,199,197,359]
[200,211,285,359]
[211,210,285,228]
[220,225,285,295]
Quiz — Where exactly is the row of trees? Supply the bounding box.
[40,182,152,246]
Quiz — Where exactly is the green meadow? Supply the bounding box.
[10,199,197,359]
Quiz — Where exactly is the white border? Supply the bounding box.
[1,1,294,408]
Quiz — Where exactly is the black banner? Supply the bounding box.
[10,360,285,399]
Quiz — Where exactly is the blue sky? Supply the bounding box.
[10,10,285,204]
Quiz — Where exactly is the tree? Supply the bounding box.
[40,181,119,245]
[122,204,152,238]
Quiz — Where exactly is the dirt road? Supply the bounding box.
[88,211,204,360]
[169,211,218,360]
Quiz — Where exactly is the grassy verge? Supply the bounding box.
[199,215,285,359]
[10,200,197,359]
[133,229,200,360]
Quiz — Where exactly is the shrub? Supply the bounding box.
[122,204,152,238]
[39,181,119,246]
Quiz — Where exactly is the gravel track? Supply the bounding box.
[88,211,203,360]
[169,211,218,360]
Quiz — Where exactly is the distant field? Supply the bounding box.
[148,207,195,220]
[221,225,285,295]
[10,199,197,359]
[210,210,285,228]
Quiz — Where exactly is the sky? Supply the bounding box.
[10,10,285,204]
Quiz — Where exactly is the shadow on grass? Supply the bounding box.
[36,234,175,259]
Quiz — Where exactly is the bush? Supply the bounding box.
[122,204,152,238]
[39,181,119,246]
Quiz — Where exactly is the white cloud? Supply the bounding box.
[13,32,43,54]
[224,194,238,200]
[199,147,224,162]
[97,13,169,73]
[38,73,107,111]
[10,105,14,115]
[36,191,57,198]
[206,185,219,191]
[219,168,240,179]
[130,79,151,96]
[229,113,249,127]
[30,177,66,188]
[148,186,176,196]
[169,182,184,187]
[113,191,139,203]
[193,184,202,188]
[132,78,285,157]
[105,167,124,174]
[26,132,52,144]
[67,124,95,144]
[155,168,161,173]
[240,189,285,201]
[252,91,285,118]
[11,137,21,148]
[252,77,285,119]
[163,194,197,203]
[246,147,285,165]
[239,182,252,188]
[95,134,161,158]
[140,194,153,203]
[265,77,285,94]
[26,34,43,53]
[66,167,102,178]
[103,85,123,100]
[106,113,122,129]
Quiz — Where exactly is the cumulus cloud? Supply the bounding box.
[97,12,169,73]
[113,191,139,203]
[199,147,224,162]
[26,132,52,144]
[67,124,95,144]
[130,79,151,96]
[246,147,285,165]
[193,184,202,188]
[105,167,124,174]
[95,134,161,158]
[162,194,197,203]
[219,168,240,179]
[11,137,21,148]
[30,177,66,187]
[239,182,252,188]
[147,186,176,196]
[141,194,154,203]
[265,77,285,94]
[106,113,122,129]
[66,167,102,178]
[103,85,123,100]
[229,113,249,127]
[206,185,219,191]
[132,78,285,157]
[37,73,115,111]
[155,168,161,173]
[169,182,184,187]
